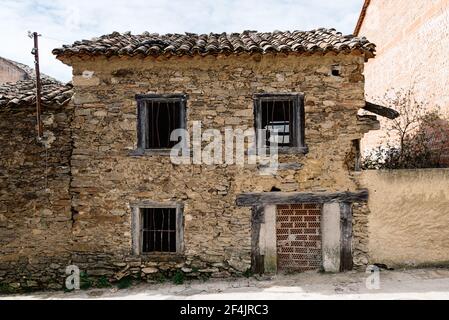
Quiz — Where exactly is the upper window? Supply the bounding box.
[254,94,306,152]
[136,94,187,150]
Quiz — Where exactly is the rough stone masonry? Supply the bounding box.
[0,29,378,291]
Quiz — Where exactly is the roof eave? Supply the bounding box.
[53,49,375,64]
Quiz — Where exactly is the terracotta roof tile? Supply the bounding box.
[0,79,73,110]
[53,28,376,59]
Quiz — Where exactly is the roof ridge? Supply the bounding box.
[53,28,376,61]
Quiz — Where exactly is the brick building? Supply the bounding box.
[1,28,391,291]
[355,0,449,154]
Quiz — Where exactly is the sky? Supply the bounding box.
[0,0,364,83]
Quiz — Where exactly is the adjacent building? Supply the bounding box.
[0,78,73,290]
[0,57,34,85]
[355,0,449,153]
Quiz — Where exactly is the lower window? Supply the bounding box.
[131,202,184,255]
[142,208,177,253]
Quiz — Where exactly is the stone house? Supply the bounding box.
[0,78,73,290]
[1,28,388,290]
[355,0,449,157]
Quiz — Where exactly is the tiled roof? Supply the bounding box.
[0,79,73,110]
[53,28,376,59]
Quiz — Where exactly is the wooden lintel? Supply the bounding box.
[236,189,368,207]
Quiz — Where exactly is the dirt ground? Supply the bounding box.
[2,268,449,300]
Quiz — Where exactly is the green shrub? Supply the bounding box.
[80,272,93,290]
[117,276,133,289]
[154,273,167,283]
[0,283,14,294]
[172,271,185,285]
[96,276,111,288]
[243,268,253,278]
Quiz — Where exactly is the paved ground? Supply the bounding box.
[2,268,449,300]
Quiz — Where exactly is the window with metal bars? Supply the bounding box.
[254,93,306,152]
[141,208,177,253]
[131,202,183,256]
[136,94,187,150]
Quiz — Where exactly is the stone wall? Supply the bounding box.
[0,104,73,291]
[65,53,371,279]
[359,169,449,267]
[351,201,370,268]
[358,0,449,152]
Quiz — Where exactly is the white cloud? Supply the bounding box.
[0,0,363,82]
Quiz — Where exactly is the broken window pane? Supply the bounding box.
[261,100,294,147]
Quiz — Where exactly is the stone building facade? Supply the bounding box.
[1,29,380,291]
[0,79,73,290]
[355,0,449,154]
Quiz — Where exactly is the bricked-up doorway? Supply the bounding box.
[276,203,322,272]
[236,190,368,274]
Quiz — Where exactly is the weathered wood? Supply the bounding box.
[176,206,185,254]
[363,101,400,120]
[236,189,369,207]
[131,207,141,255]
[339,202,353,271]
[251,205,265,274]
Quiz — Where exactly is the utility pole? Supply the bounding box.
[29,31,43,139]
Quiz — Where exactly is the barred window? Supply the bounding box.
[132,202,183,255]
[136,94,187,150]
[142,208,177,253]
[254,94,306,152]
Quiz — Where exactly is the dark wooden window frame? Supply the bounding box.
[131,94,188,156]
[131,201,184,257]
[253,93,308,154]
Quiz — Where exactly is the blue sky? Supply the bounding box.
[0,0,364,82]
